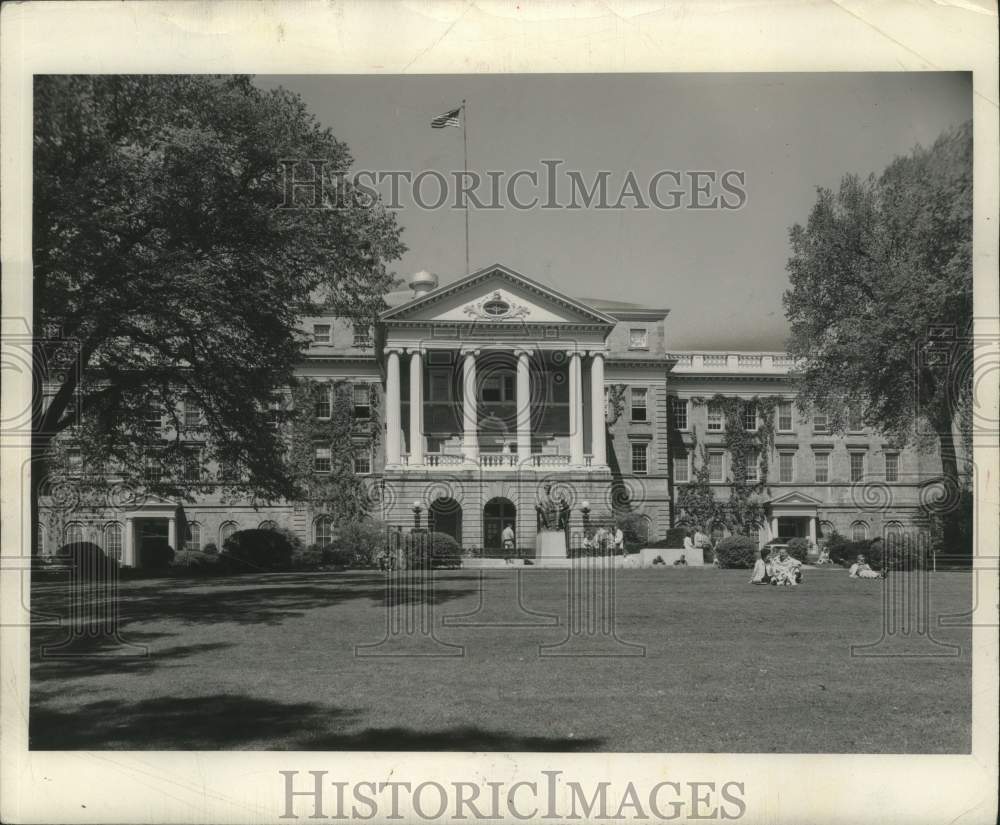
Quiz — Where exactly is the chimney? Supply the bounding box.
[410,270,438,297]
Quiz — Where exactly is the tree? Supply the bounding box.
[783,121,972,543]
[32,75,405,553]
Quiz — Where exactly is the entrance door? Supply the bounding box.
[483,497,516,554]
[776,517,806,539]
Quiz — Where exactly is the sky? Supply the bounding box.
[256,73,971,351]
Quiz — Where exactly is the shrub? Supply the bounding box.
[55,541,117,572]
[827,539,874,567]
[327,520,391,568]
[142,539,175,569]
[221,529,293,573]
[786,537,811,563]
[202,542,219,555]
[400,531,462,568]
[170,550,220,573]
[664,527,688,548]
[290,545,324,570]
[714,535,758,569]
[615,511,648,548]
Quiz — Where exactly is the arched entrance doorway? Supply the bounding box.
[429,497,463,545]
[483,497,516,554]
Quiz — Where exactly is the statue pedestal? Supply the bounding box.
[535,530,567,561]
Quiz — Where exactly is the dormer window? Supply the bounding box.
[483,298,510,317]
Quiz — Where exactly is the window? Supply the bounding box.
[813,412,828,432]
[673,455,689,483]
[670,398,688,431]
[67,449,82,474]
[314,515,335,546]
[314,445,331,473]
[104,522,123,562]
[36,523,45,555]
[219,460,239,482]
[483,298,510,317]
[313,324,331,344]
[630,387,648,422]
[708,451,725,482]
[183,401,201,428]
[778,453,795,483]
[707,403,723,431]
[777,401,793,432]
[481,373,514,402]
[352,323,372,347]
[219,521,238,546]
[353,384,371,419]
[884,521,904,546]
[184,449,202,481]
[429,372,451,401]
[258,520,278,531]
[629,328,648,350]
[814,452,829,483]
[885,453,899,482]
[353,449,372,475]
[741,402,757,431]
[64,522,84,544]
[850,452,865,483]
[188,522,202,552]
[848,407,864,432]
[630,442,648,474]
[314,387,331,419]
[266,402,281,431]
[144,406,162,429]
[144,456,162,483]
[851,521,869,542]
[744,451,759,482]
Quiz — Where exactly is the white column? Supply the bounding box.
[770,516,779,539]
[167,515,177,550]
[124,517,135,567]
[462,349,479,462]
[385,348,402,466]
[408,348,424,465]
[516,349,531,463]
[589,350,606,467]
[809,516,817,546]
[569,351,584,465]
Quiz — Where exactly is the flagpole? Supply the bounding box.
[462,99,469,274]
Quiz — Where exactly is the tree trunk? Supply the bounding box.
[934,408,964,557]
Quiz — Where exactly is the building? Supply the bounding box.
[36,263,946,565]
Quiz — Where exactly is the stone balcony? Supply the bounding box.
[392,453,601,471]
[668,351,797,373]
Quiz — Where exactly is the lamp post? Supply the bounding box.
[412,501,423,531]
[580,501,591,532]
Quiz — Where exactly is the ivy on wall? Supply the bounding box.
[675,395,779,537]
[287,379,381,522]
[605,384,628,424]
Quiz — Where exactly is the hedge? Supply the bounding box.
[170,550,222,573]
[786,537,811,563]
[221,529,294,573]
[664,527,689,548]
[714,535,758,569]
[55,541,118,572]
[141,539,176,569]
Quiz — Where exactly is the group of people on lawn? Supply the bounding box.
[749,547,804,586]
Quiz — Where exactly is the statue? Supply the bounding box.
[536,483,560,531]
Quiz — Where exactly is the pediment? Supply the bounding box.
[767,491,823,506]
[380,264,616,327]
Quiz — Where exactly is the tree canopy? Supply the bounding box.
[33,75,405,509]
[783,120,973,493]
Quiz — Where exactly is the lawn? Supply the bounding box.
[29,567,972,752]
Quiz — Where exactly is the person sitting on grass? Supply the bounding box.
[673,554,688,566]
[769,548,802,586]
[849,554,882,579]
[750,549,770,584]
[816,545,832,565]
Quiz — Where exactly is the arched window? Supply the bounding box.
[188,522,202,552]
[219,521,238,547]
[851,521,869,542]
[819,520,836,539]
[258,520,278,531]
[314,515,335,546]
[64,522,84,544]
[104,522,123,562]
[36,523,46,555]
[884,521,904,550]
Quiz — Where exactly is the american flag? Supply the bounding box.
[431,106,462,129]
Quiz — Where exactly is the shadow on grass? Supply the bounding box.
[30,693,602,751]
[30,571,484,631]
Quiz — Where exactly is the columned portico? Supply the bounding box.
[589,349,607,466]
[462,349,479,462]
[568,350,584,466]
[515,349,532,463]
[384,347,402,467]
[408,347,424,465]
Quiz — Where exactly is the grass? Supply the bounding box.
[29,567,971,752]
